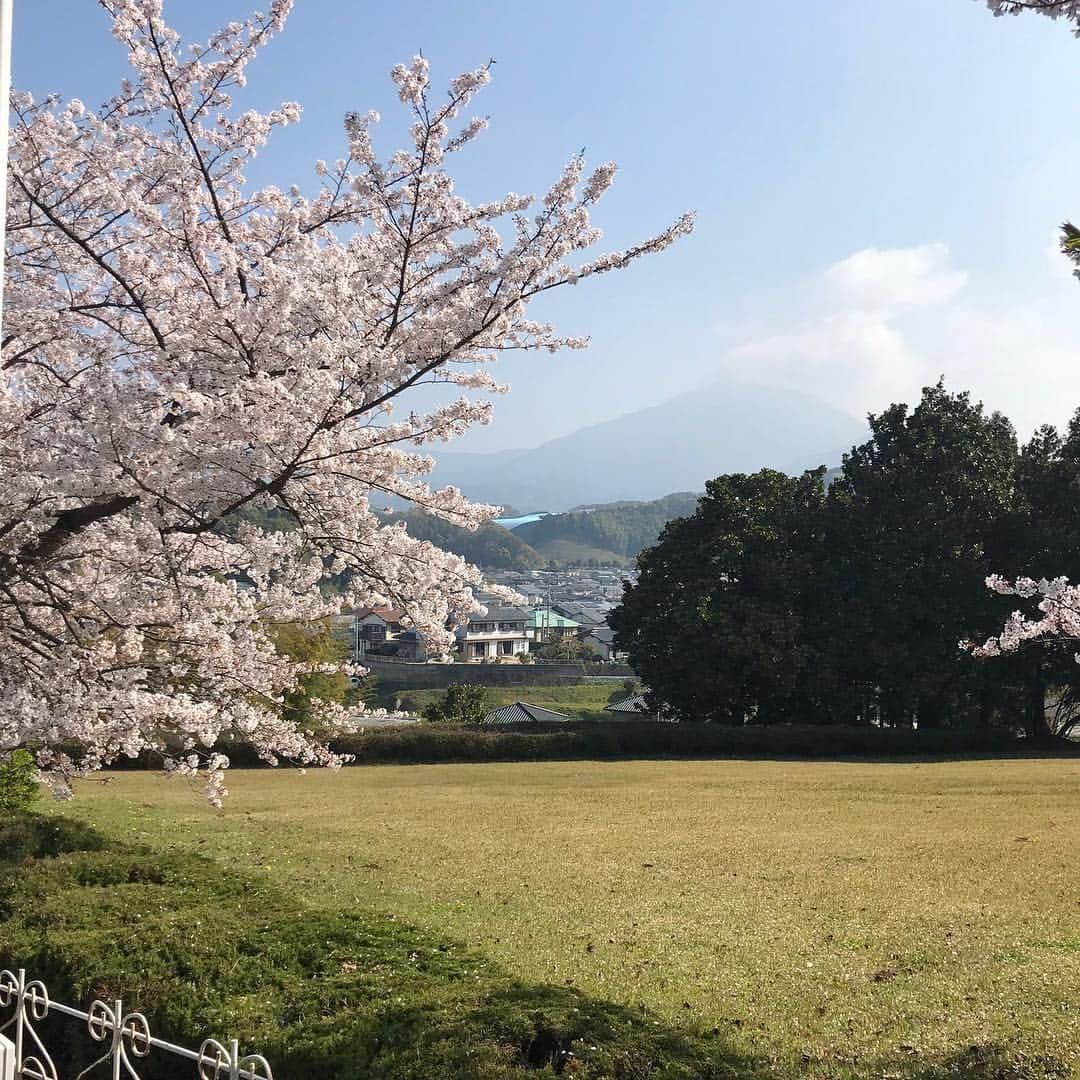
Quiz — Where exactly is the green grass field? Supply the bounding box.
[385,680,627,717]
[50,758,1080,1077]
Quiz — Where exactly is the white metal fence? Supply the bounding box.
[0,968,273,1079]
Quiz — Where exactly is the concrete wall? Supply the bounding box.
[363,658,635,689]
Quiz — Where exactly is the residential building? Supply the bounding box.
[330,606,406,661]
[605,693,649,715]
[552,601,611,630]
[395,629,427,662]
[526,607,580,643]
[354,606,404,640]
[587,624,625,662]
[455,606,530,662]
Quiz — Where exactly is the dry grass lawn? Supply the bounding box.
[54,758,1080,1076]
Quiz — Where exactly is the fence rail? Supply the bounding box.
[0,968,272,1079]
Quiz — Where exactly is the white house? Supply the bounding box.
[455,606,530,662]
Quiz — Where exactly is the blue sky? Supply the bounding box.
[14,1,1080,451]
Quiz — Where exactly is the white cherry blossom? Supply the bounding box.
[0,0,692,797]
[967,577,1080,660]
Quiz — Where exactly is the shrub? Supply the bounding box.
[607,679,639,705]
[421,683,491,725]
[329,721,1032,766]
[0,812,104,868]
[97,722,1049,771]
[0,749,40,814]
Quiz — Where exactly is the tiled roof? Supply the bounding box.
[605,694,650,713]
[480,702,571,726]
[555,605,608,626]
[590,625,616,645]
[469,607,527,623]
[354,605,405,621]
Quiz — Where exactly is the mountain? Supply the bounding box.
[513,493,701,565]
[378,510,543,570]
[430,383,867,511]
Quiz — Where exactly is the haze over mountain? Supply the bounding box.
[431,383,868,512]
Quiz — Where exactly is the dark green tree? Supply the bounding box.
[611,383,1045,735]
[823,382,1019,729]
[534,635,592,661]
[611,468,828,724]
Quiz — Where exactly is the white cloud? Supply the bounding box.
[727,310,922,417]
[822,243,968,313]
[717,242,1080,437]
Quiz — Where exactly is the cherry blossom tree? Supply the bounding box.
[966,575,1080,737]
[967,0,1080,708]
[969,576,1080,662]
[0,0,692,800]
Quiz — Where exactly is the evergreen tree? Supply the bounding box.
[611,469,828,723]
[824,382,1019,729]
[611,383,1061,736]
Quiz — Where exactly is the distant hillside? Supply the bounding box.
[383,510,543,571]
[431,382,867,511]
[514,492,701,564]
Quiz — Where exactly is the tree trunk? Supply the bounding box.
[1025,664,1050,741]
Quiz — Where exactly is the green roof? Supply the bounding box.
[526,609,580,629]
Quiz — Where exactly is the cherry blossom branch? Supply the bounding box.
[0,0,692,800]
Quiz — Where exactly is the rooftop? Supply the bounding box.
[468,606,528,623]
[480,702,571,726]
[526,609,580,630]
[353,605,405,622]
[606,693,649,713]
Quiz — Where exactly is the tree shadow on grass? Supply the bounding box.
[280,981,755,1079]
[0,813,1070,1080]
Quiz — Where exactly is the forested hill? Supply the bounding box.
[233,495,704,569]
[512,492,701,564]
[383,511,544,570]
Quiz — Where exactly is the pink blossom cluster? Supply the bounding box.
[1,1,691,798]
[966,576,1080,659]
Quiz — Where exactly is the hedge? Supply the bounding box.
[327,721,1042,766]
